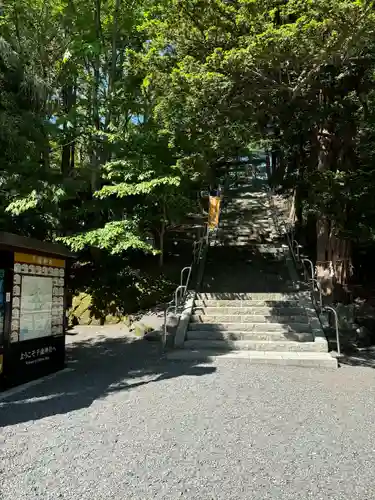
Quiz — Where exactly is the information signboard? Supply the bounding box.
[0,269,4,341]
[0,233,72,389]
[20,275,53,341]
[11,253,65,343]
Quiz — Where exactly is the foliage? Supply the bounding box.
[3,0,375,304]
[0,0,207,315]
[139,0,375,288]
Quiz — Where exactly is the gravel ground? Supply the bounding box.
[1,331,375,500]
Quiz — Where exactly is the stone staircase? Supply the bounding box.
[169,292,336,367]
[168,169,337,368]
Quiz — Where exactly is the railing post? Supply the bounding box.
[163,306,167,348]
[162,222,212,347]
[180,267,191,288]
[174,285,186,308]
[310,278,323,310]
[323,306,341,358]
[292,240,300,261]
[302,258,315,282]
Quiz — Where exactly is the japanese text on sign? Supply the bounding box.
[20,346,56,361]
[15,253,65,268]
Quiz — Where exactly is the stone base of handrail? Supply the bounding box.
[174,294,196,348]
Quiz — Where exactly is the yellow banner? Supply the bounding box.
[208,196,221,228]
[14,252,65,268]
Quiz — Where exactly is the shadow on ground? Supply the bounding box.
[324,332,375,368]
[0,336,216,427]
[340,351,375,368]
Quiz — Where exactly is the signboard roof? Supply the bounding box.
[0,232,73,258]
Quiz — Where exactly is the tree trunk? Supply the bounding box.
[60,82,76,176]
[295,184,304,229]
[315,123,335,296]
[265,151,271,182]
[106,0,121,129]
[270,148,285,188]
[91,0,102,193]
[159,223,165,268]
[271,150,277,180]
[314,124,353,297]
[159,199,167,267]
[316,217,352,300]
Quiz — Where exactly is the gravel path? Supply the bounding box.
[1,331,375,500]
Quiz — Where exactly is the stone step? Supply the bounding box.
[217,235,278,240]
[218,228,274,234]
[217,240,282,249]
[188,322,310,333]
[219,230,277,237]
[218,235,281,241]
[195,299,301,307]
[197,292,300,300]
[219,238,280,245]
[219,234,279,241]
[194,306,306,316]
[222,221,273,226]
[220,220,273,226]
[183,339,326,352]
[191,314,309,324]
[220,227,277,232]
[220,224,275,230]
[186,330,314,342]
[166,350,337,368]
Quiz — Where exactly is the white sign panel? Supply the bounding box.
[19,276,53,341]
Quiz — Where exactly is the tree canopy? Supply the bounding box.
[1,0,375,310]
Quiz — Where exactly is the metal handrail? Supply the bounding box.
[192,240,199,260]
[180,267,192,294]
[174,285,187,307]
[323,306,341,357]
[292,239,301,261]
[302,258,315,282]
[287,233,341,357]
[162,223,210,348]
[266,186,299,267]
[267,184,341,359]
[310,278,323,310]
[162,175,228,348]
[300,258,322,310]
[193,238,204,263]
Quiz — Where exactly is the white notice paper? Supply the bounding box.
[19,275,53,341]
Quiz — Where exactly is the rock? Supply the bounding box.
[144,330,162,342]
[134,323,164,342]
[68,292,125,326]
[356,325,374,347]
[335,303,356,330]
[129,322,154,338]
[356,325,371,340]
[71,315,79,327]
[122,316,131,327]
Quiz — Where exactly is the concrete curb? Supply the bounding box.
[174,295,195,348]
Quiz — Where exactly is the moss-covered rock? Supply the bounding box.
[69,292,124,326]
[129,322,154,337]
